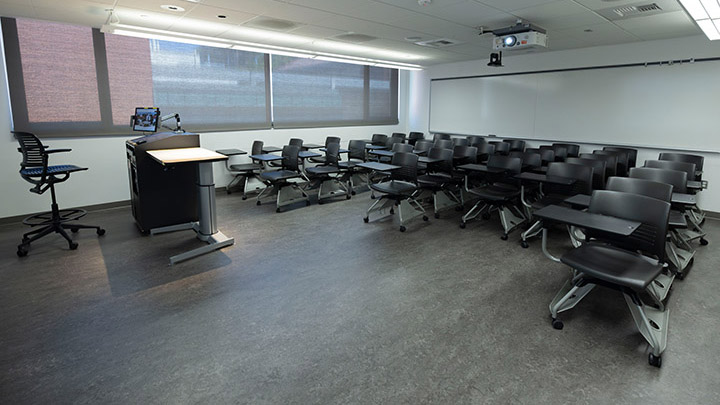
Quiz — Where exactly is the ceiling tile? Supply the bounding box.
[0,3,38,19]
[477,0,556,13]
[614,10,698,40]
[555,22,640,46]
[530,11,608,31]
[512,0,589,21]
[181,4,256,25]
[429,1,509,27]
[287,25,346,39]
[113,7,182,30]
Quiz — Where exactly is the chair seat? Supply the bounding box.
[561,243,663,291]
[417,173,452,187]
[229,163,262,172]
[531,194,569,210]
[469,183,520,201]
[370,180,417,195]
[306,166,340,175]
[20,164,86,176]
[260,170,301,182]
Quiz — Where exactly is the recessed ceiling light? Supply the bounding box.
[584,29,593,32]
[160,5,185,12]
[217,15,227,19]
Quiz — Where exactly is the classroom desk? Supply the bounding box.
[357,162,400,171]
[687,180,702,190]
[369,149,394,158]
[515,172,576,185]
[456,163,506,174]
[215,148,247,157]
[262,146,282,153]
[302,143,323,150]
[146,147,234,265]
[534,204,640,236]
[564,194,687,228]
[250,153,283,162]
[365,144,387,151]
[320,147,350,154]
[418,156,442,164]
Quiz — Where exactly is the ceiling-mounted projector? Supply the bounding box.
[491,21,547,51]
[493,31,547,50]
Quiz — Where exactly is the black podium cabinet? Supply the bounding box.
[126,132,200,233]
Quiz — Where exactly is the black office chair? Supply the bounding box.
[659,153,704,181]
[519,162,594,248]
[432,133,451,142]
[417,147,461,218]
[371,134,388,146]
[412,140,433,155]
[566,157,606,191]
[453,145,478,166]
[538,149,555,168]
[644,160,695,187]
[433,139,454,151]
[605,147,637,168]
[364,152,428,232]
[504,139,525,152]
[408,131,424,146]
[305,143,350,203]
[14,131,105,256]
[391,132,407,144]
[309,136,341,164]
[226,140,264,199]
[490,141,510,155]
[580,153,617,179]
[257,145,309,212]
[467,136,485,147]
[384,136,404,150]
[452,137,469,147]
[338,140,368,195]
[476,143,496,163]
[553,143,580,158]
[595,149,628,177]
[548,190,671,367]
[461,156,526,239]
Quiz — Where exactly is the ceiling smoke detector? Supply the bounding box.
[418,0,431,6]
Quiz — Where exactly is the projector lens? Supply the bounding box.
[504,36,517,47]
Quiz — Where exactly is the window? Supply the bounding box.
[2,17,398,137]
[272,56,398,128]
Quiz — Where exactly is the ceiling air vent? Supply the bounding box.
[598,1,671,20]
[245,17,299,31]
[333,33,377,43]
[414,38,462,48]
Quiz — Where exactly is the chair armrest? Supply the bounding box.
[44,148,72,154]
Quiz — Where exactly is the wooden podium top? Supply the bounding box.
[147,147,228,165]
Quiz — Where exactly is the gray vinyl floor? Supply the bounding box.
[1,188,719,404]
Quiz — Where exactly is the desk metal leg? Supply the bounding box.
[151,161,234,265]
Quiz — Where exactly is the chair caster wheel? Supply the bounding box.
[520,240,529,248]
[306,201,311,206]
[551,318,563,330]
[423,215,429,221]
[363,217,369,223]
[700,238,709,245]
[649,353,662,368]
[69,242,79,250]
[482,213,491,220]
[351,191,356,195]
[22,236,29,243]
[390,209,394,215]
[71,227,79,233]
[346,195,351,200]
[500,234,508,241]
[276,208,281,213]
[241,196,247,200]
[226,190,232,195]
[434,213,440,219]
[455,206,463,211]
[256,201,261,206]
[17,246,28,257]
[97,228,106,236]
[399,226,406,232]
[318,201,324,205]
[460,222,466,229]
[370,194,376,200]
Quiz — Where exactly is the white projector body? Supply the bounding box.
[493,31,547,51]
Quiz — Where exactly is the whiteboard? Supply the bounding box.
[429,60,720,152]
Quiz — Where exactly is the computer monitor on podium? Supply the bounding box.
[133,107,160,132]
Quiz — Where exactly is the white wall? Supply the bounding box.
[0,65,409,219]
[408,35,720,212]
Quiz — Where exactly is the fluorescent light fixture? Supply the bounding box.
[100,23,424,70]
[678,0,720,40]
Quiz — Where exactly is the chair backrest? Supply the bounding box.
[487,155,522,175]
[553,143,580,158]
[566,157,606,190]
[595,150,628,177]
[392,143,413,153]
[504,139,525,152]
[467,136,485,147]
[490,141,510,155]
[452,137,469,147]
[433,133,451,142]
[644,160,696,182]
[659,152,704,172]
[282,145,301,171]
[629,167,687,194]
[427,147,454,174]
[587,190,670,259]
[521,151,542,169]
[605,147,638,168]
[390,152,418,182]
[323,142,340,166]
[408,131,424,145]
[477,143,496,160]
[371,133,388,146]
[606,177,672,203]
[251,140,264,156]
[413,140,433,154]
[539,149,555,166]
[580,153,617,178]
[14,131,46,171]
[433,139,454,150]
[453,145,477,165]
[385,136,404,148]
[391,132,407,142]
[347,140,366,161]
[325,136,341,146]
[546,162,594,196]
[551,145,567,161]
[289,138,303,147]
